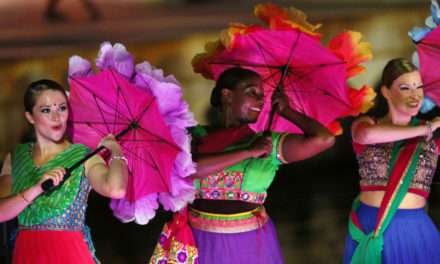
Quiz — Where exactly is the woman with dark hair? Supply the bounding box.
[0,79,128,264]
[159,67,334,264]
[343,58,440,263]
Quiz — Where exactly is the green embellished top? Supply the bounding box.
[11,143,89,226]
[193,127,285,204]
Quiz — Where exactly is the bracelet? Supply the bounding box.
[276,133,289,164]
[19,192,31,204]
[426,121,433,141]
[109,155,128,165]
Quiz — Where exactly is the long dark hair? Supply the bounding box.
[24,79,67,113]
[368,58,418,118]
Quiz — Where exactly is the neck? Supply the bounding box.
[222,113,241,128]
[34,138,70,158]
[385,109,412,126]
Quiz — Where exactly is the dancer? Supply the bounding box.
[0,79,127,263]
[151,67,335,264]
[343,58,440,263]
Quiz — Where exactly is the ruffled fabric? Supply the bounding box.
[327,31,375,118]
[409,0,440,113]
[192,3,374,135]
[254,3,321,38]
[328,31,372,78]
[68,42,197,225]
[409,0,440,43]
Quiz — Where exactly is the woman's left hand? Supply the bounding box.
[98,134,123,156]
[271,90,290,115]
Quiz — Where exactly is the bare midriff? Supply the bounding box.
[191,199,260,214]
[360,191,426,209]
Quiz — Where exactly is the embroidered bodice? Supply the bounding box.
[354,139,438,198]
[34,176,92,230]
[11,143,91,227]
[194,130,285,204]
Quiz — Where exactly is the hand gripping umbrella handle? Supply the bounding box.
[264,84,283,137]
[40,124,134,194]
[40,145,106,194]
[41,169,71,192]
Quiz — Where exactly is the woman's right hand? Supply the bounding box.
[249,136,272,158]
[37,167,66,191]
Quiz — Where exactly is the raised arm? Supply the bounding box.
[0,154,64,222]
[84,134,128,199]
[191,136,273,179]
[273,92,335,163]
[352,116,440,145]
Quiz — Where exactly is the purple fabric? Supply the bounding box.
[192,218,284,264]
[343,202,440,264]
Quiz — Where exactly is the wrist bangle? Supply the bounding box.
[276,133,289,164]
[426,121,433,141]
[19,192,31,204]
[109,155,128,165]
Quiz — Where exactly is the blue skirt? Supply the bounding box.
[343,202,440,264]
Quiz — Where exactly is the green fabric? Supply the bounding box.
[11,143,89,226]
[349,197,384,264]
[193,128,283,193]
[349,119,423,264]
[188,126,208,138]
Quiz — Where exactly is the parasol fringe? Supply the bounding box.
[68,42,197,225]
[254,3,321,38]
[191,3,374,135]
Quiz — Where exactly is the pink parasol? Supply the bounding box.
[408,0,440,113]
[415,26,440,106]
[68,42,196,224]
[193,3,374,135]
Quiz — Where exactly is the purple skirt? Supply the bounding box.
[192,218,284,264]
[343,202,440,264]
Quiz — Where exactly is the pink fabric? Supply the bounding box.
[352,142,366,155]
[13,230,95,264]
[195,125,255,153]
[68,69,179,212]
[417,26,440,106]
[360,185,429,199]
[203,29,350,134]
[68,42,197,225]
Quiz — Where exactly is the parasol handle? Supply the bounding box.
[263,106,277,137]
[264,84,283,137]
[41,123,135,193]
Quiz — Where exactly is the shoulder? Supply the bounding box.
[352,115,376,129]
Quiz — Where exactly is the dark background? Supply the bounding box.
[1,0,439,263]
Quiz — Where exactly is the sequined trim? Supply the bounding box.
[188,206,268,233]
[196,171,267,204]
[19,224,82,231]
[356,140,438,195]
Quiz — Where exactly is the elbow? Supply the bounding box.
[316,133,335,150]
[107,186,126,199]
[353,129,372,145]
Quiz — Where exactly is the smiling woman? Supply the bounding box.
[0,79,128,264]
[150,67,335,264]
[344,58,440,264]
